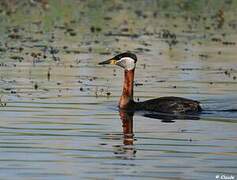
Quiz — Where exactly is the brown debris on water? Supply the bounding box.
[211,38,222,42]
[224,70,231,76]
[158,29,178,49]
[65,28,77,36]
[222,41,236,45]
[106,92,111,97]
[34,83,38,90]
[216,9,224,29]
[47,68,51,81]
[104,32,139,38]
[199,54,209,59]
[8,33,21,39]
[90,26,102,33]
[135,82,143,87]
[10,56,24,62]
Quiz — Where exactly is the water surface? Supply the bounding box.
[0,1,237,179]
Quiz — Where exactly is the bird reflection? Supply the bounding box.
[141,111,200,123]
[119,110,135,146]
[113,110,136,159]
[114,109,200,159]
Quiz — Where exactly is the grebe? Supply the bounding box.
[99,52,202,114]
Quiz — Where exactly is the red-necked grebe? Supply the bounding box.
[99,52,202,114]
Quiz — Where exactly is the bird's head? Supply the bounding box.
[99,52,137,70]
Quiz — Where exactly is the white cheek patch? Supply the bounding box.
[118,57,135,70]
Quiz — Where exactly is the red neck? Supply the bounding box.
[119,69,135,109]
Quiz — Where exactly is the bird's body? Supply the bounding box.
[134,97,201,113]
[99,52,202,114]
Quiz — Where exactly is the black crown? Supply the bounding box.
[113,52,137,63]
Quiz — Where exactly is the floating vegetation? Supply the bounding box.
[0,1,236,180]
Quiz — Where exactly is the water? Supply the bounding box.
[0,1,237,179]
